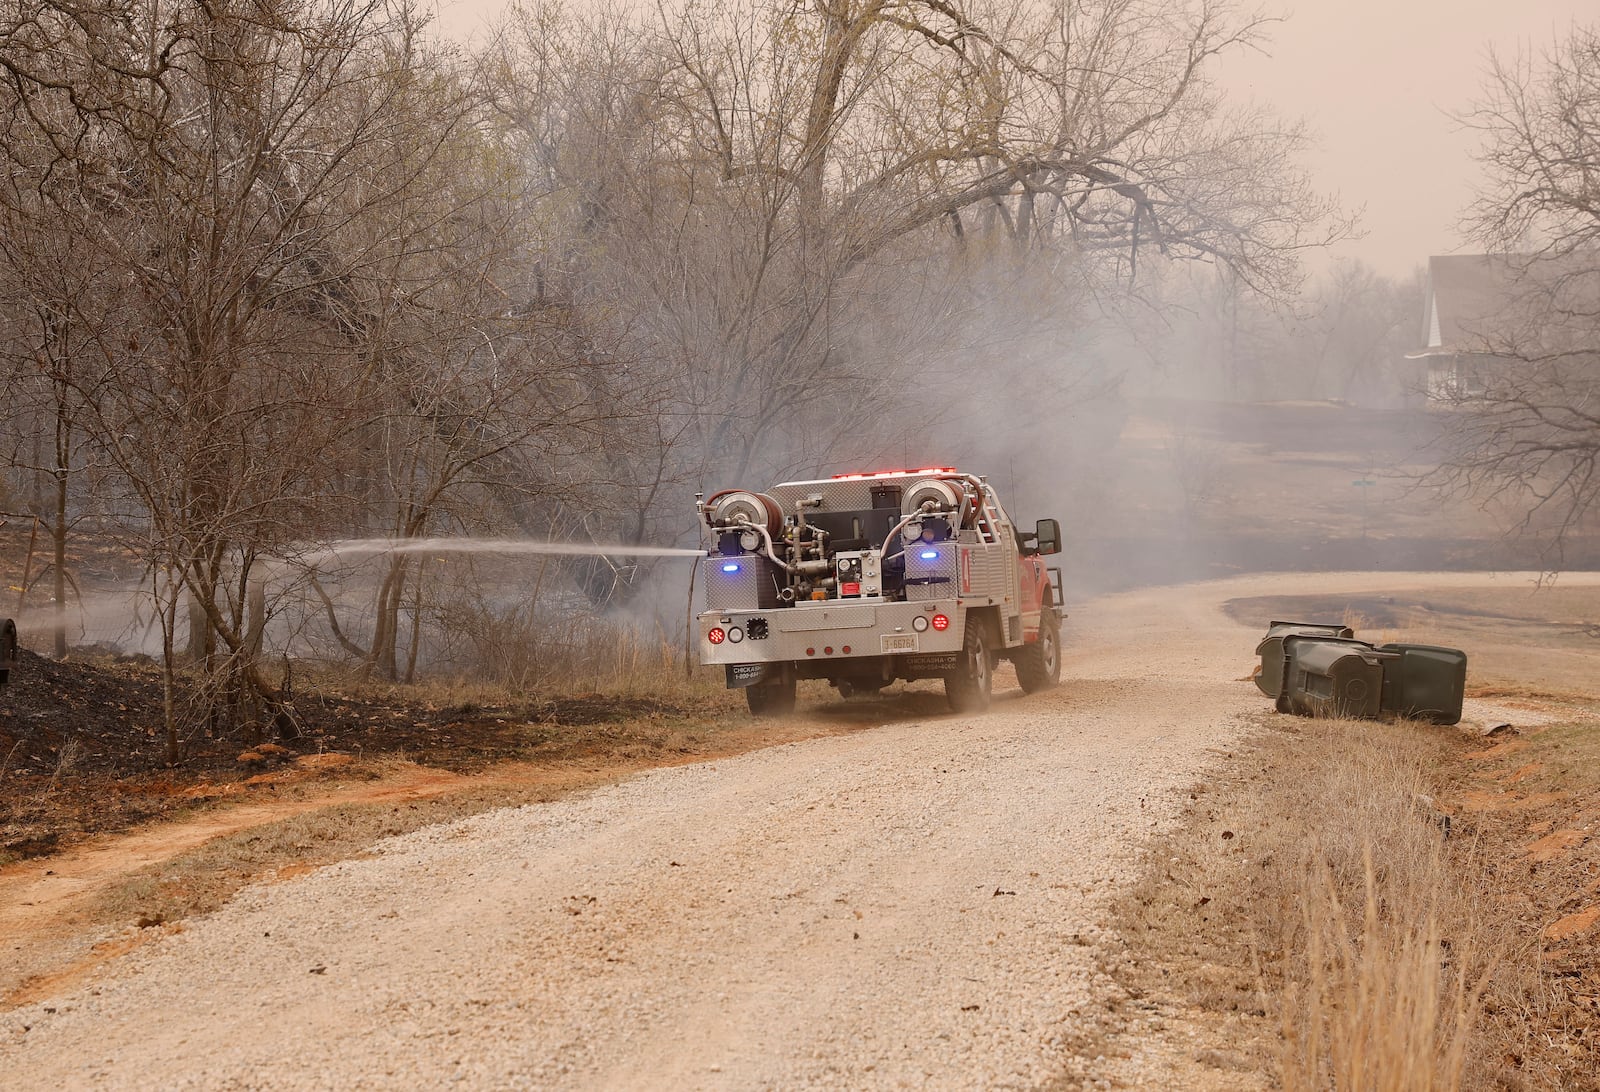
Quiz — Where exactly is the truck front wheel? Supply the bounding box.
[746,672,797,716]
[1014,609,1061,693]
[944,620,993,713]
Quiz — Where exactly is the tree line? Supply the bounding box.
[15,0,1583,752]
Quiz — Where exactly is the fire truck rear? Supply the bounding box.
[695,469,1063,714]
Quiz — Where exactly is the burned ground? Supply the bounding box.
[0,649,688,861]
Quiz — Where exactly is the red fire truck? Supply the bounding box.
[696,468,1062,714]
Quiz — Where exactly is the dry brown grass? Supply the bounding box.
[1279,850,1482,1091]
[1109,714,1499,1089]
[1105,696,1600,1089]
[425,591,706,698]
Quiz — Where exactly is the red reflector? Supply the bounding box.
[931,614,950,631]
[806,647,815,656]
[823,646,833,655]
[840,581,861,597]
[842,645,851,654]
[708,627,725,644]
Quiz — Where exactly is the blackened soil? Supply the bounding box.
[0,649,688,860]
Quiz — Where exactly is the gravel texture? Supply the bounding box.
[0,578,1289,1090]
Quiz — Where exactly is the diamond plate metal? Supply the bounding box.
[904,544,959,602]
[700,556,783,610]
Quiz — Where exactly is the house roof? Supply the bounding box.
[1415,254,1524,356]
[1414,252,1598,359]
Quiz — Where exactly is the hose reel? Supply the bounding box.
[705,490,784,538]
[902,478,973,524]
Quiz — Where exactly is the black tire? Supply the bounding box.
[944,618,993,713]
[1015,609,1061,694]
[746,671,797,716]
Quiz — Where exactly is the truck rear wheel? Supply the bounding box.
[1014,609,1061,693]
[746,673,797,716]
[944,619,993,713]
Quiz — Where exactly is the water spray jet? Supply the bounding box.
[302,537,703,567]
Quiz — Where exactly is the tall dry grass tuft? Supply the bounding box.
[1340,606,1371,634]
[1281,846,1485,1091]
[1267,720,1495,1090]
[432,594,716,700]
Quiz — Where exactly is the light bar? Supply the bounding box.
[830,467,959,480]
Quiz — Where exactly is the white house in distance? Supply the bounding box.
[1409,254,1523,405]
[1410,252,1598,406]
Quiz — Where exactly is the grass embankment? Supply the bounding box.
[1103,695,1600,1090]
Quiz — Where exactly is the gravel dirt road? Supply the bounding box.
[1,573,1565,1090]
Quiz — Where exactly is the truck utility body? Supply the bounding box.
[695,468,1062,714]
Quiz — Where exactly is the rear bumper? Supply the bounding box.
[698,599,964,664]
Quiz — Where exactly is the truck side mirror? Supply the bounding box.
[1034,518,1061,556]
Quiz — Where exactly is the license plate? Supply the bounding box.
[881,633,919,653]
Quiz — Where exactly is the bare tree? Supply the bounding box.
[496,0,1347,502]
[1298,262,1424,405]
[0,0,566,748]
[1429,25,1600,562]
[0,206,114,657]
[0,0,139,656]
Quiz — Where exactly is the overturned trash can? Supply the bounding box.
[0,618,16,689]
[1281,637,1397,719]
[1377,643,1467,725]
[1254,620,1466,725]
[1254,620,1356,712]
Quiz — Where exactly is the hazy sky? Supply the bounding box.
[433,0,1592,280]
[1221,0,1590,278]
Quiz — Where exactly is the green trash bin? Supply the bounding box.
[1281,637,1398,719]
[1254,620,1357,708]
[1377,643,1467,725]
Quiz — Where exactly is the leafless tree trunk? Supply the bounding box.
[1428,25,1600,563]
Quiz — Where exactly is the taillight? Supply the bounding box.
[931,614,950,631]
[708,627,726,644]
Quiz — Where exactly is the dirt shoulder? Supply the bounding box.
[0,685,958,1008]
[1087,576,1600,1089]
